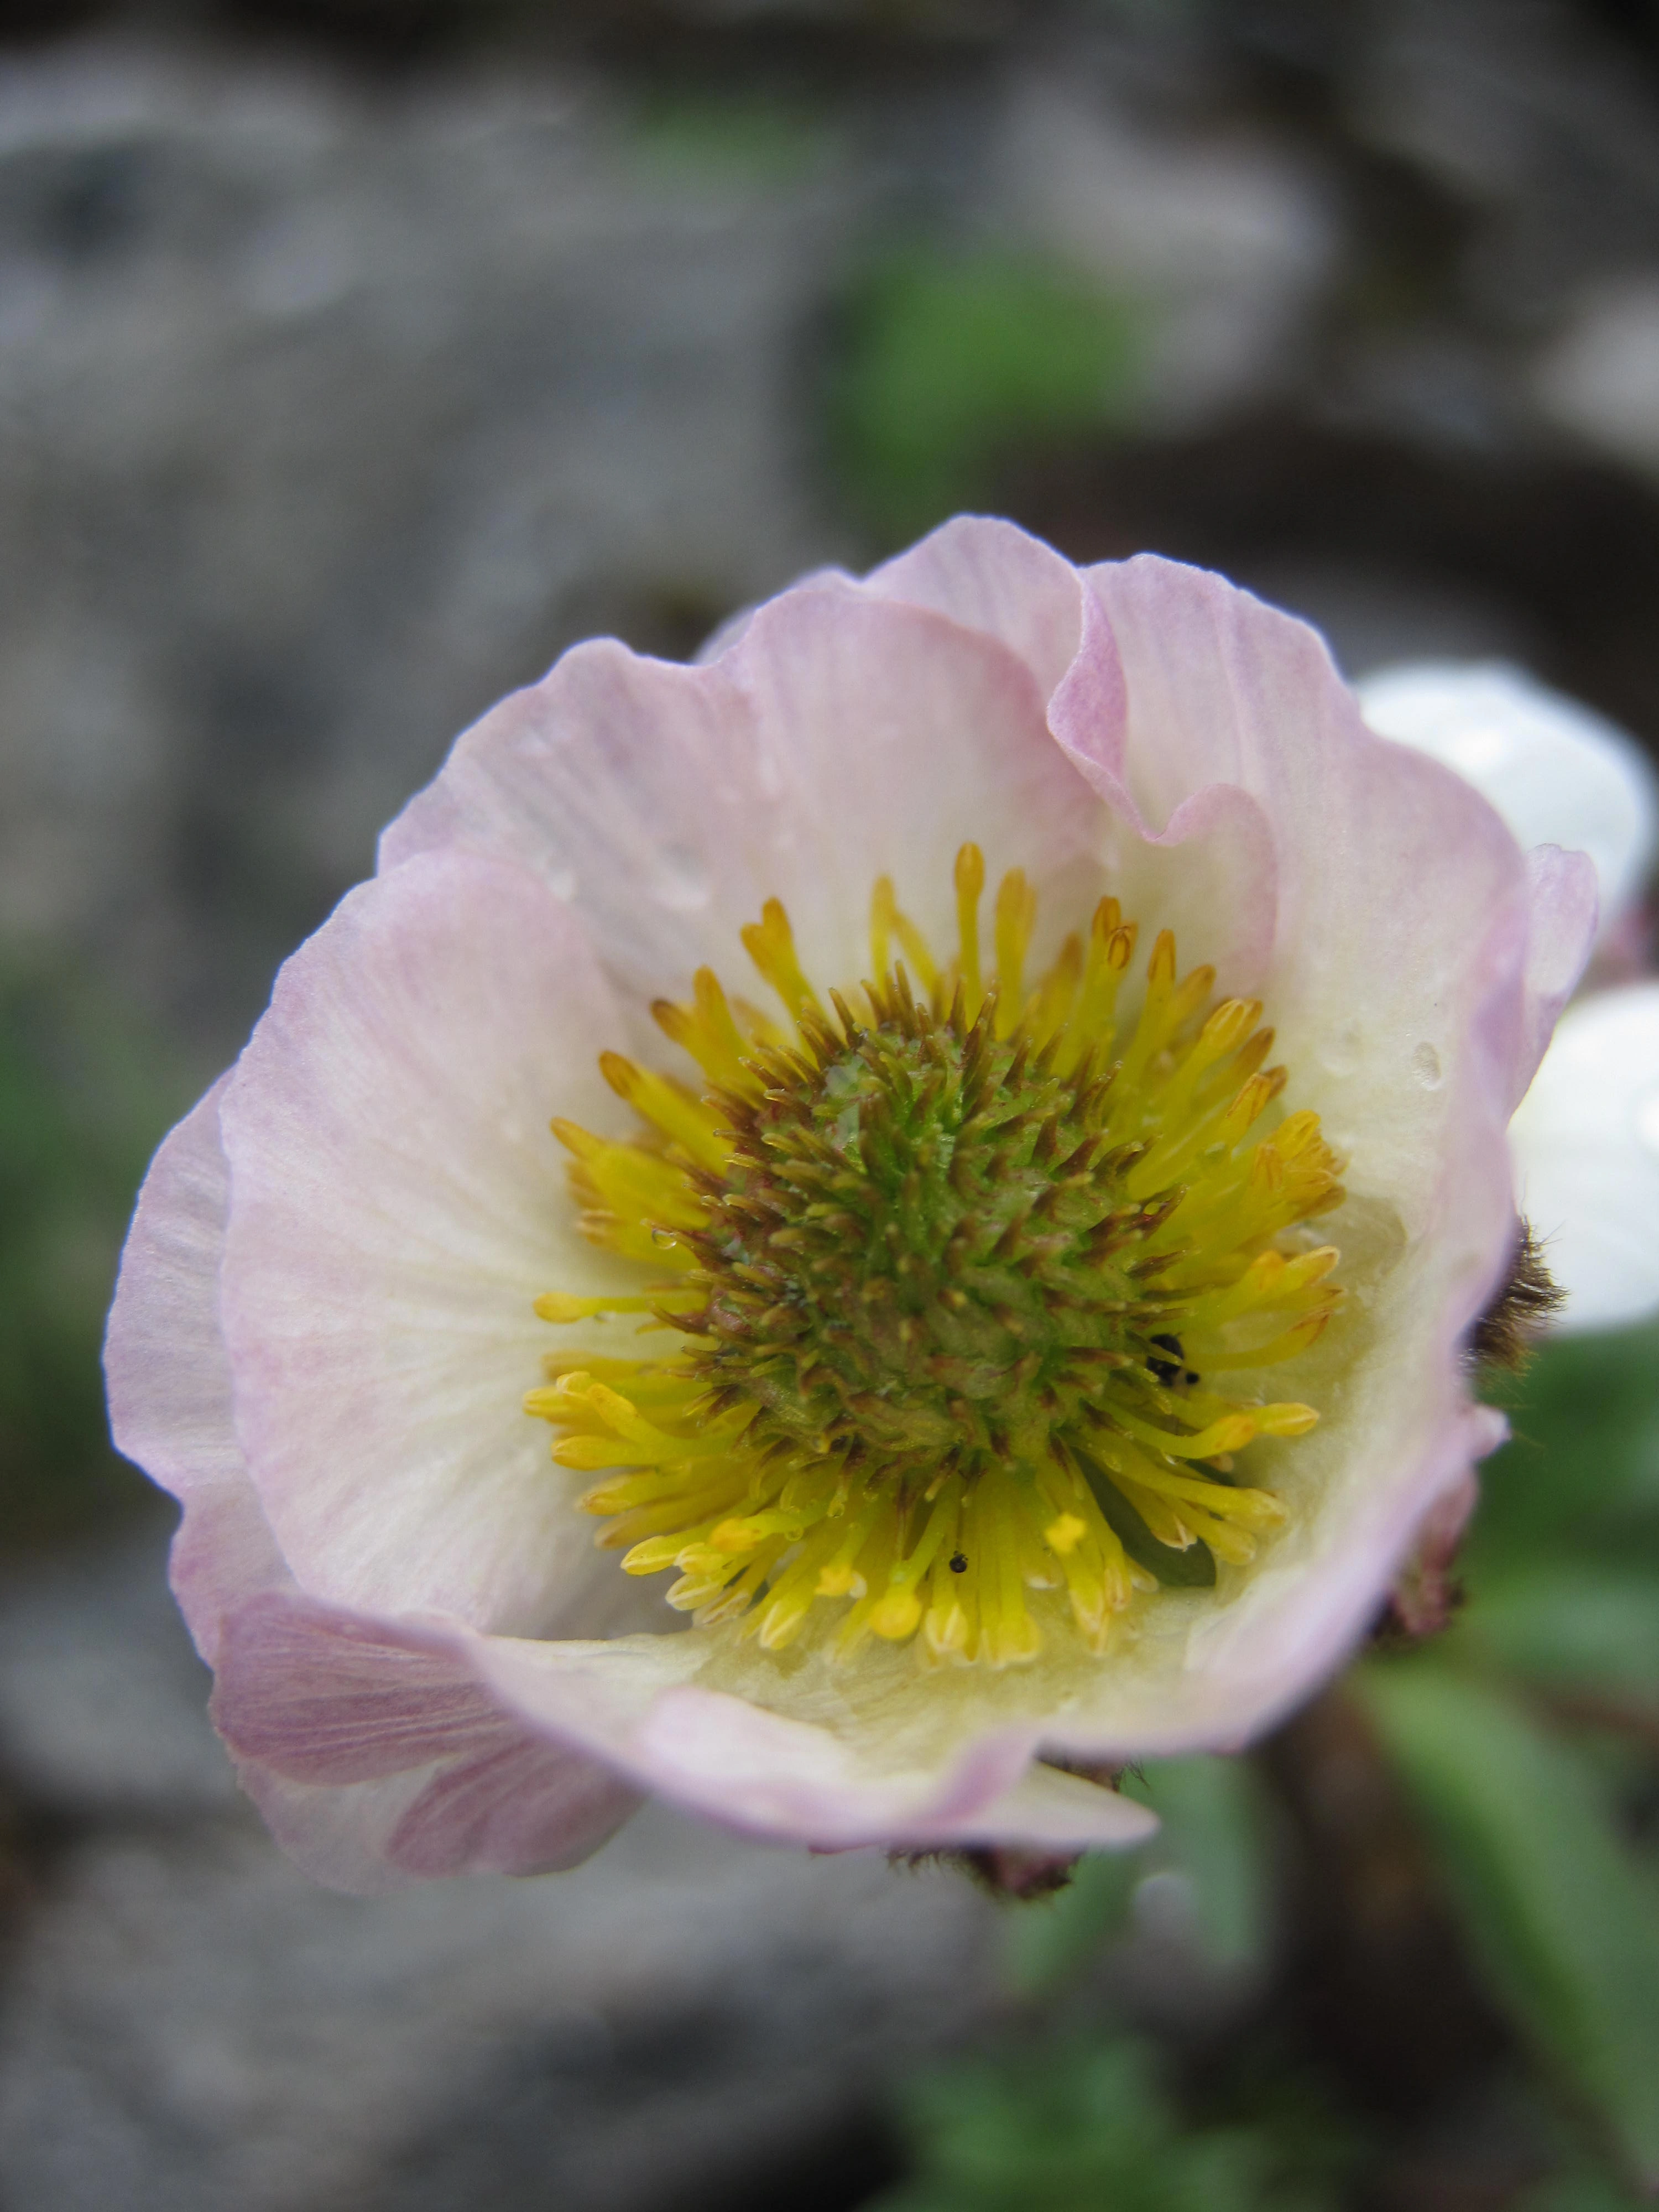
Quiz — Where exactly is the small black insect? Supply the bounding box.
[1147,1331,1202,1389]
[949,1552,968,1574]
[1147,1332,1185,1385]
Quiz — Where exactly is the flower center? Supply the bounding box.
[526,846,1345,1669]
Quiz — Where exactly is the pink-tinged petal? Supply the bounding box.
[1516,844,1600,1098]
[168,1478,295,1670]
[214,1595,642,1891]
[215,1592,1161,1856]
[1068,557,1558,1227]
[1357,660,1658,938]
[238,1754,635,1893]
[216,1599,517,1783]
[867,514,1087,697]
[1510,981,1659,1332]
[109,1086,645,1887]
[435,1619,1043,1848]
[481,1637,1157,1850]
[217,848,649,1635]
[117,521,1597,1883]
[691,565,849,665]
[978,553,1540,1748]
[234,1763,463,1897]
[467,1631,1155,1851]
[624,1686,1036,1847]
[103,1080,293,1663]
[1046,578,1279,994]
[379,591,1110,1026]
[902,1760,1160,1852]
[383,1733,637,1879]
[105,1079,238,1511]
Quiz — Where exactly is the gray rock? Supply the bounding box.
[0,1529,236,1822]
[993,73,1339,431]
[0,1797,997,2212]
[1351,0,1659,328]
[1239,556,1531,683]
[0,1529,998,2212]
[0,39,859,1063]
[1531,272,1659,476]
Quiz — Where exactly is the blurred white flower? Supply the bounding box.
[1356,661,1657,942]
[1507,984,1659,1334]
[1359,659,1659,1333]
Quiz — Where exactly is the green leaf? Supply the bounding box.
[628,88,836,186]
[1361,1662,1659,2190]
[1003,1846,1144,1995]
[825,246,1147,544]
[869,2038,1293,2212]
[1472,1322,1659,1574]
[1456,1564,1659,1703]
[0,951,185,1548]
[1004,1755,1270,1995]
[1141,1754,1274,1971]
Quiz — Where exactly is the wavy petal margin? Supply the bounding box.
[107,517,1594,1886]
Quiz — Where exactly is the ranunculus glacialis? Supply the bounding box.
[105,519,1597,1891]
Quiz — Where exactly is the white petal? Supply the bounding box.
[1510,981,1659,1331]
[379,589,1110,1034]
[216,1595,644,1890]
[868,514,1086,696]
[217,848,654,1635]
[103,1079,296,1665]
[906,1760,1160,1852]
[1357,661,1656,936]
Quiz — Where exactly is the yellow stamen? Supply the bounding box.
[741,898,824,1026]
[598,1055,729,1174]
[954,843,987,1020]
[650,968,759,1095]
[993,869,1038,1037]
[525,839,1345,1671]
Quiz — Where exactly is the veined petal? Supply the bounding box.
[102,1079,293,1665]
[108,1073,643,1891]
[867,513,1087,698]
[217,849,650,1636]
[379,590,1110,1037]
[110,517,1574,1874]
[215,1596,641,1892]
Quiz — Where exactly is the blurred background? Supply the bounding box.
[2,1,1658,2206]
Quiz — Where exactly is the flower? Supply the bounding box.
[105,519,1595,1891]
[1357,659,1659,1334]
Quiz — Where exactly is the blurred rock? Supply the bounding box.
[994,74,1339,430]
[0,1534,998,2212]
[0,1531,234,1819]
[1352,0,1659,327]
[1241,555,1530,679]
[1532,273,1659,477]
[0,26,1353,1085]
[0,1812,999,2212]
[0,38,858,1065]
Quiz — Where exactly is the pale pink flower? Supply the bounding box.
[1358,659,1659,1333]
[106,520,1594,1891]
